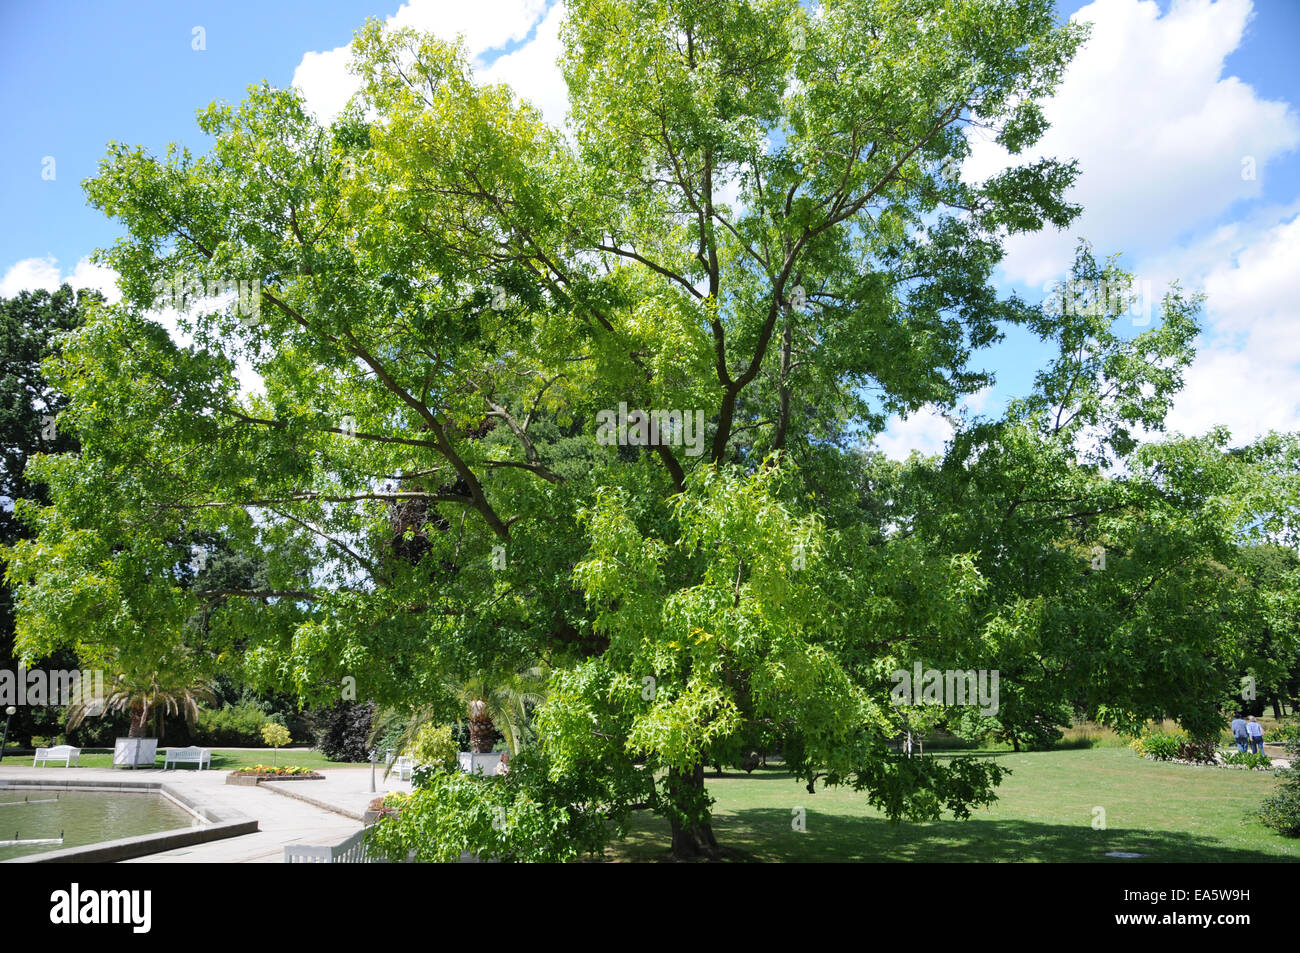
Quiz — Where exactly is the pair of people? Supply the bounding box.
[1230,714,1266,754]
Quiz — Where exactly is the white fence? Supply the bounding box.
[284,826,378,863]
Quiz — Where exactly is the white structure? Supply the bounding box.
[458,751,506,776]
[32,744,81,767]
[113,737,158,768]
[163,746,212,770]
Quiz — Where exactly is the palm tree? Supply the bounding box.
[453,667,548,755]
[370,664,548,774]
[68,665,213,740]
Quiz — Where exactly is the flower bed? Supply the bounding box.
[1139,750,1280,770]
[225,765,323,785]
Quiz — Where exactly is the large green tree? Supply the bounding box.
[8,0,1296,859]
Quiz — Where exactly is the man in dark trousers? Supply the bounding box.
[1246,716,1265,755]
[1231,714,1249,753]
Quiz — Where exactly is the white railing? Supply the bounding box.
[284,826,378,863]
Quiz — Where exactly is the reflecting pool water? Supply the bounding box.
[0,790,199,859]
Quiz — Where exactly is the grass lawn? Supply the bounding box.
[605,748,1299,862]
[2,747,354,772]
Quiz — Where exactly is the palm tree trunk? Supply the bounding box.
[128,706,149,738]
[469,716,495,753]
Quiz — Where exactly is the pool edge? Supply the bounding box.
[0,779,258,863]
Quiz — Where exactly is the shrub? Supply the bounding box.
[371,747,651,862]
[261,722,291,748]
[1259,721,1300,837]
[261,722,291,764]
[371,757,589,862]
[410,723,458,773]
[1132,729,1182,761]
[194,703,269,746]
[1259,781,1300,836]
[311,700,375,762]
[1176,735,1218,764]
[1221,752,1272,769]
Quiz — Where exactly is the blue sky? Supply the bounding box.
[2,0,1297,455]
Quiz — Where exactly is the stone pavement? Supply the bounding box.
[259,764,414,821]
[0,763,413,863]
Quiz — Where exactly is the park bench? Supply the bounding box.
[32,745,81,767]
[163,746,212,770]
[390,755,414,780]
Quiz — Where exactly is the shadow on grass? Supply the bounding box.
[612,809,1288,863]
[206,752,250,770]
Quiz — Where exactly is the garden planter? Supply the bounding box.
[225,768,324,785]
[458,751,506,776]
[364,797,400,825]
[113,737,157,768]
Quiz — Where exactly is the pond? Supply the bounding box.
[0,790,200,860]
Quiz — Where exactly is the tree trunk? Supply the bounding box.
[128,706,148,738]
[469,716,495,753]
[665,764,720,861]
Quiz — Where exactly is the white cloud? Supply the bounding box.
[291,0,566,126]
[480,1,569,128]
[874,406,954,460]
[872,388,995,460]
[388,0,549,52]
[291,47,356,124]
[965,0,1300,288]
[0,255,121,302]
[1164,212,1300,440]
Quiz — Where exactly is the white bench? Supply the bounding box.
[163,746,211,770]
[390,755,414,780]
[33,745,81,767]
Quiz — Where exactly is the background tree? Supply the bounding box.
[1235,543,1300,719]
[0,286,93,747]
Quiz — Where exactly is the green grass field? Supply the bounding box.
[607,748,1299,862]
[4,747,351,772]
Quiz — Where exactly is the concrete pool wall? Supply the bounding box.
[0,778,258,863]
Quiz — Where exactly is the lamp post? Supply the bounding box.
[369,747,376,794]
[0,706,16,763]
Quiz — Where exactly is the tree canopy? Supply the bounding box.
[5,0,1298,860]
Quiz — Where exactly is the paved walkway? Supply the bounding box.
[0,763,412,863]
[260,765,413,821]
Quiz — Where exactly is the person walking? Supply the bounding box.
[1246,716,1265,755]
[1231,714,1249,753]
